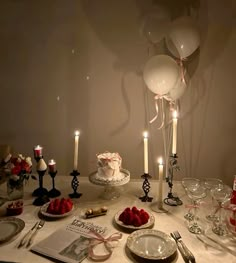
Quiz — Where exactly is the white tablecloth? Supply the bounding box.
[0,176,235,263]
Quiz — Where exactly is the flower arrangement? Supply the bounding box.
[5,154,33,189]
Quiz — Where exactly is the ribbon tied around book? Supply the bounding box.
[88,230,122,261]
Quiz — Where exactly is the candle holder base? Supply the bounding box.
[32,187,48,197]
[69,170,82,199]
[151,202,168,213]
[139,173,153,202]
[33,195,50,206]
[164,193,183,206]
[48,188,61,198]
[165,154,182,206]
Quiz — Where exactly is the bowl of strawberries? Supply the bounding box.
[40,198,74,218]
[115,206,155,230]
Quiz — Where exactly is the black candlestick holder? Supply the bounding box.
[33,169,50,206]
[139,173,153,202]
[69,170,82,198]
[164,154,183,206]
[48,171,61,198]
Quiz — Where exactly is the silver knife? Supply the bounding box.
[17,222,39,248]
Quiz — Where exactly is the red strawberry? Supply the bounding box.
[132,206,139,215]
[119,211,126,222]
[133,214,142,227]
[124,207,131,212]
[64,201,73,213]
[140,212,149,224]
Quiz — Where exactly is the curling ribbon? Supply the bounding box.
[149,96,173,128]
[176,58,187,85]
[88,231,122,261]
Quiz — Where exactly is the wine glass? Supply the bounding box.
[186,185,207,234]
[181,178,200,221]
[211,184,232,236]
[203,178,222,221]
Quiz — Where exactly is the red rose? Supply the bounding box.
[11,165,21,175]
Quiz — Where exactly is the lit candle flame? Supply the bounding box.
[143,131,148,138]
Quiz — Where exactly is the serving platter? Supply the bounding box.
[126,229,177,260]
[0,217,25,244]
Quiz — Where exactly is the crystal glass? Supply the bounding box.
[203,178,222,221]
[211,184,232,236]
[181,178,200,221]
[186,185,207,234]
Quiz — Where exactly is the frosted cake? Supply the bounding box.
[95,152,124,181]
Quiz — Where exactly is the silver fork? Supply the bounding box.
[26,220,45,248]
[171,231,196,263]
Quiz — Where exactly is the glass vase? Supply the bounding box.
[7,178,24,200]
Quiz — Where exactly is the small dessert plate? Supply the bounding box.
[114,210,155,230]
[40,202,74,218]
[127,229,177,260]
[0,217,25,244]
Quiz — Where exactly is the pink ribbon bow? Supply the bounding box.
[88,231,122,261]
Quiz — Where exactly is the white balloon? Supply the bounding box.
[167,78,186,101]
[165,16,200,59]
[141,7,171,44]
[143,54,180,95]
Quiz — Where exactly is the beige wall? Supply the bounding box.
[0,0,235,186]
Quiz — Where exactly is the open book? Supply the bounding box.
[31,217,108,263]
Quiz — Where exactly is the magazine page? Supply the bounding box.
[31,217,108,263]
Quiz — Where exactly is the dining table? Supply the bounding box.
[0,175,235,263]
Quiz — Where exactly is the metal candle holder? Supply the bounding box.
[164,154,182,206]
[48,171,61,198]
[139,173,153,202]
[69,170,82,198]
[33,169,50,206]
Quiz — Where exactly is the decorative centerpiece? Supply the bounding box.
[89,151,130,200]
[3,153,33,200]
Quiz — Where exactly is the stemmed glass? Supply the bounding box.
[203,178,222,221]
[181,178,200,221]
[211,184,232,236]
[186,185,207,234]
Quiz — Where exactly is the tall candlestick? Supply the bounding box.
[158,157,164,206]
[73,130,80,171]
[172,110,178,155]
[48,159,56,173]
[143,131,149,174]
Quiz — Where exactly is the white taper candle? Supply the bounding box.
[172,110,178,155]
[73,130,80,171]
[143,131,149,174]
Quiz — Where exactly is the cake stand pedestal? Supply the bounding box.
[89,168,130,200]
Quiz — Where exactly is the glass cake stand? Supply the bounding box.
[89,168,130,200]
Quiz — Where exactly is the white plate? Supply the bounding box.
[40,202,74,218]
[114,210,155,230]
[0,217,25,244]
[127,229,177,260]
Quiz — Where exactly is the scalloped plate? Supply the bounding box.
[40,202,74,218]
[114,210,155,230]
[0,217,25,244]
[127,229,177,260]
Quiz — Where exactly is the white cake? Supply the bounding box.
[95,152,123,181]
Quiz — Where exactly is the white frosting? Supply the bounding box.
[37,158,47,171]
[96,152,123,181]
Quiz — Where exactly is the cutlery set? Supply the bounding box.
[170,231,196,263]
[17,220,45,249]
